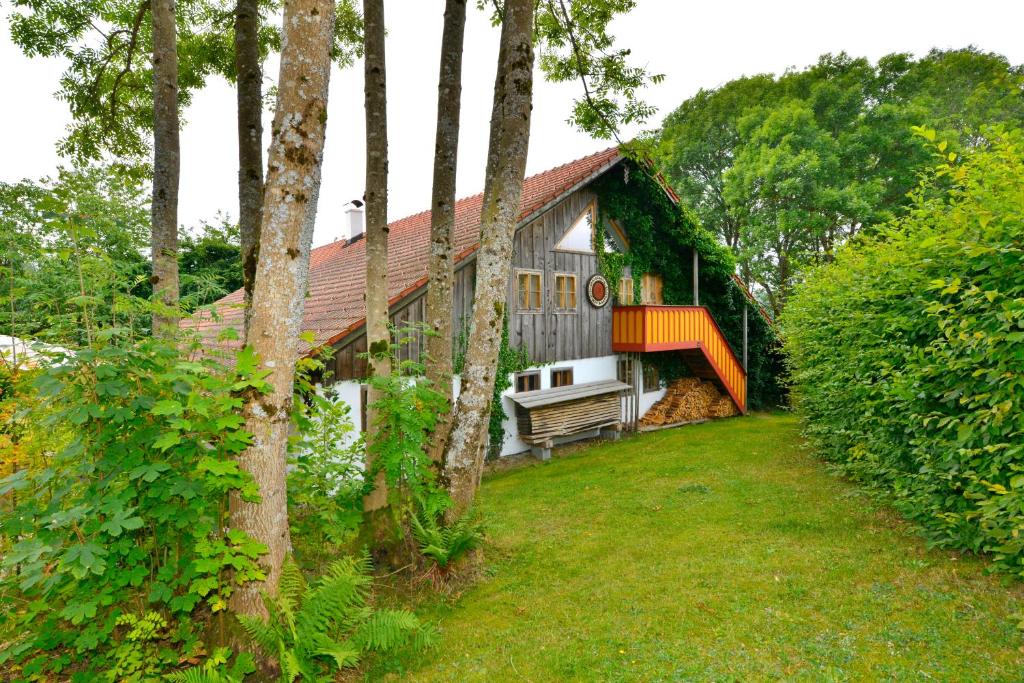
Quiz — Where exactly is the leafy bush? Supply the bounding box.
[288,388,365,563]
[782,127,1024,576]
[0,336,270,679]
[239,555,434,681]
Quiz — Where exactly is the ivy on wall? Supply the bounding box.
[593,162,786,409]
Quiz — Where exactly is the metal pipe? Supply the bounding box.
[693,249,699,305]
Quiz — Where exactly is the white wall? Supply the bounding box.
[321,353,665,458]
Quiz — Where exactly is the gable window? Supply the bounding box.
[618,277,634,305]
[515,370,541,393]
[516,269,542,312]
[603,218,629,254]
[555,203,595,253]
[641,273,664,304]
[551,367,574,388]
[554,273,577,311]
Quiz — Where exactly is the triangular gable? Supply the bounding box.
[555,203,596,253]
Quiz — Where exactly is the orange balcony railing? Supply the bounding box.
[612,305,746,413]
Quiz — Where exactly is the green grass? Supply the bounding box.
[392,413,1024,681]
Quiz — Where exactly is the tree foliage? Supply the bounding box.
[657,48,1024,315]
[781,127,1024,576]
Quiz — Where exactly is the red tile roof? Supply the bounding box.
[192,146,622,354]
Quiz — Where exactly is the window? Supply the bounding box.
[551,367,574,388]
[641,273,664,304]
[554,273,577,311]
[555,204,595,253]
[516,270,542,311]
[359,384,368,431]
[617,358,634,384]
[643,364,660,392]
[618,277,634,305]
[515,370,541,393]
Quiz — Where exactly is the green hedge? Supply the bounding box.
[781,128,1024,577]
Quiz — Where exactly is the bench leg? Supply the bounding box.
[530,443,552,461]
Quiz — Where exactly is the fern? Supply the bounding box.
[411,502,485,570]
[241,554,433,681]
[165,647,255,683]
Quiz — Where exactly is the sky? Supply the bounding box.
[2,0,1023,249]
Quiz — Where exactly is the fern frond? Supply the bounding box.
[352,609,422,652]
[237,613,280,658]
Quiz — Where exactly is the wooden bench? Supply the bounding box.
[509,379,631,460]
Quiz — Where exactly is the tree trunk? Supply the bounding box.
[443,0,534,518]
[424,0,467,465]
[235,0,264,339]
[229,0,334,617]
[362,0,391,513]
[151,0,180,335]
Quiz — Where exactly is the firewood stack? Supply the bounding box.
[640,377,738,427]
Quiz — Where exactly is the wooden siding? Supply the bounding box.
[326,261,476,383]
[507,187,613,364]
[326,185,614,381]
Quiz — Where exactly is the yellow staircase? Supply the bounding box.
[612,305,746,413]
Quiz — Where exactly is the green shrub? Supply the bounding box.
[238,555,435,681]
[0,335,270,679]
[782,127,1024,576]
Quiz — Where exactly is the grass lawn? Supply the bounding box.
[390,413,1024,681]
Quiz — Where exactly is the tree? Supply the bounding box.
[443,0,535,516]
[424,0,468,465]
[234,0,263,338]
[150,0,181,335]
[229,0,335,616]
[656,48,1024,314]
[361,0,391,514]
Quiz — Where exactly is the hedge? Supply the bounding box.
[781,128,1024,577]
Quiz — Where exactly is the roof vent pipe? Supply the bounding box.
[344,199,365,242]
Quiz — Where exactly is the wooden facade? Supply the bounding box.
[325,184,614,381]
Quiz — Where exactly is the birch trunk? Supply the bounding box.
[362,0,391,512]
[151,0,180,335]
[443,0,534,517]
[235,0,264,339]
[229,0,334,617]
[424,0,467,464]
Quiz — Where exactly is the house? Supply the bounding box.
[198,147,777,458]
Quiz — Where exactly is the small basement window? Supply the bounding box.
[618,277,634,305]
[643,364,660,392]
[554,273,577,311]
[515,370,541,393]
[516,270,542,312]
[550,367,574,388]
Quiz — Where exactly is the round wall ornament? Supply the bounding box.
[587,274,610,308]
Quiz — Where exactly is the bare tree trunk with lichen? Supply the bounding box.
[425,0,467,465]
[229,0,334,617]
[235,0,263,339]
[362,0,391,514]
[443,0,534,517]
[151,0,180,335]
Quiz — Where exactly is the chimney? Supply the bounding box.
[344,199,365,242]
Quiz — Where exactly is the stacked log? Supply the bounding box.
[640,377,738,427]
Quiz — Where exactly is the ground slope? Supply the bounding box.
[396,414,1024,681]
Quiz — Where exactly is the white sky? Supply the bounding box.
[3,0,1023,248]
